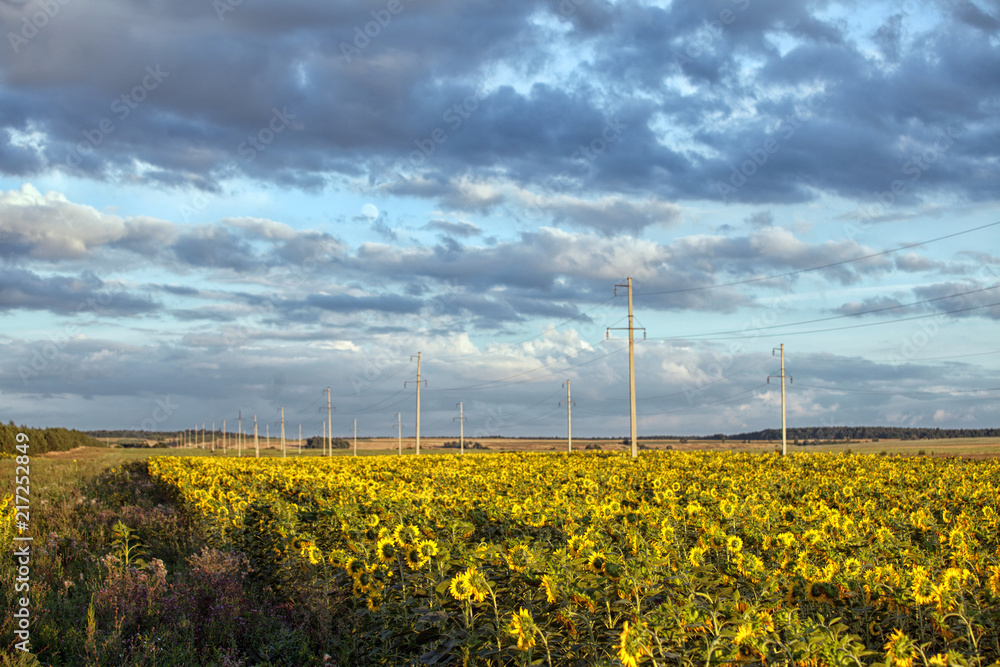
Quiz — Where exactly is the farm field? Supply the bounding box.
[126,435,1000,458]
[147,450,1000,666]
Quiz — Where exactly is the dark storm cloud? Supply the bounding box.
[305,292,422,315]
[0,268,158,315]
[2,0,997,220]
[423,220,482,238]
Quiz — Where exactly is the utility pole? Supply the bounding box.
[454,402,465,454]
[608,277,645,458]
[281,407,286,458]
[768,344,793,456]
[405,352,426,455]
[396,412,402,455]
[238,411,243,457]
[254,415,259,458]
[353,418,357,457]
[561,380,575,453]
[202,422,206,448]
[222,419,226,453]
[327,387,333,457]
[211,421,215,452]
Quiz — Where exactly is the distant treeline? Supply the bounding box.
[304,436,350,450]
[1,421,106,455]
[88,430,178,441]
[694,427,1000,442]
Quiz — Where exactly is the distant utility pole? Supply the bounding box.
[254,415,259,458]
[353,418,357,457]
[396,412,403,455]
[768,344,793,456]
[281,407,286,458]
[238,410,243,457]
[454,402,466,454]
[223,419,226,453]
[327,387,333,457]
[211,421,215,452]
[405,352,427,455]
[202,422,206,448]
[608,277,645,458]
[561,380,575,453]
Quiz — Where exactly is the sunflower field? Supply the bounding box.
[147,452,1000,666]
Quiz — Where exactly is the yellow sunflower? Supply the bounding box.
[508,608,537,651]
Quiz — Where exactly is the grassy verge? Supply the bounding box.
[1,449,335,666]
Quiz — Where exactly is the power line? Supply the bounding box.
[647,283,1000,341]
[633,219,1000,297]
[793,383,1000,397]
[649,299,1000,342]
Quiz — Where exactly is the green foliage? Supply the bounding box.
[0,420,105,454]
[303,436,350,449]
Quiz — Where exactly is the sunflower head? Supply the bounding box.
[345,558,365,578]
[464,566,490,602]
[883,628,918,667]
[448,572,473,601]
[404,546,425,570]
[394,524,420,547]
[506,544,531,573]
[586,551,607,575]
[541,575,558,604]
[417,538,439,559]
[508,607,537,651]
[617,620,651,667]
[376,537,398,563]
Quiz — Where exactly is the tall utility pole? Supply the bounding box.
[281,407,286,458]
[609,277,645,458]
[454,402,465,454]
[254,415,259,458]
[238,411,243,457]
[353,418,357,457]
[768,344,793,456]
[396,412,402,455]
[327,387,333,457]
[561,380,575,453]
[405,352,426,455]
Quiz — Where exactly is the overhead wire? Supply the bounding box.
[633,220,1000,297]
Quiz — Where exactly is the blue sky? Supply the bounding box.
[1,0,999,439]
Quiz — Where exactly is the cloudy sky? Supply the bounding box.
[1,0,999,439]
